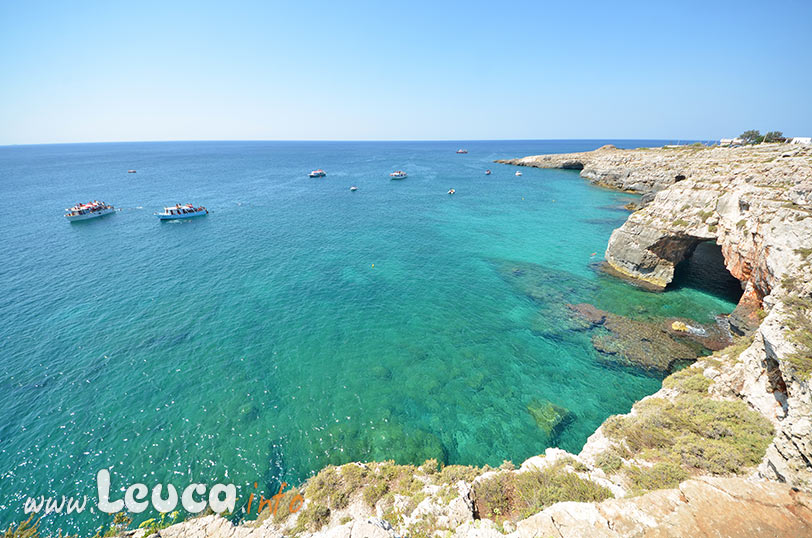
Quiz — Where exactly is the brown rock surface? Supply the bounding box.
[510,476,812,538]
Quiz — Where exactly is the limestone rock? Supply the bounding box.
[505,142,812,488]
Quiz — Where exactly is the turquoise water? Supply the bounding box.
[0,140,738,533]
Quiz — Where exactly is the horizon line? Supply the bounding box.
[0,137,714,148]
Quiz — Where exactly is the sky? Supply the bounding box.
[0,0,810,145]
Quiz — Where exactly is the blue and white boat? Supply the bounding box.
[309,169,326,178]
[156,204,208,220]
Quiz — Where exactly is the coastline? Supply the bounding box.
[82,142,811,537]
[9,144,812,538]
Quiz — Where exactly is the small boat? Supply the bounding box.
[485,169,492,175]
[515,171,523,176]
[309,169,326,178]
[456,149,468,154]
[64,201,116,222]
[156,203,208,220]
[127,170,137,174]
[390,171,407,180]
[448,188,456,195]
[350,186,358,191]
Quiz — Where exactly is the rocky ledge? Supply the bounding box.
[138,475,812,538]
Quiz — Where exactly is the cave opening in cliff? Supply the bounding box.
[669,241,744,304]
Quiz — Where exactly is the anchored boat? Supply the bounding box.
[390,171,407,180]
[456,149,468,154]
[156,204,208,220]
[309,169,326,178]
[64,201,116,222]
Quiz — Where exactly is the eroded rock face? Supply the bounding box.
[504,142,812,491]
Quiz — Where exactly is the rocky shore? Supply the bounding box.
[501,142,812,489]
[107,143,811,537]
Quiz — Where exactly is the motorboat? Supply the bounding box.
[390,171,407,180]
[485,169,492,175]
[156,203,208,220]
[127,170,137,174]
[309,169,326,178]
[448,188,456,195]
[350,186,358,191]
[515,171,523,176]
[456,149,468,154]
[64,201,116,222]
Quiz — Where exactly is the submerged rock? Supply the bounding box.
[568,303,702,372]
[526,398,574,438]
[494,259,598,306]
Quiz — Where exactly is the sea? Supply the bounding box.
[0,140,742,534]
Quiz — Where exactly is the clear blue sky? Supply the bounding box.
[1,0,810,144]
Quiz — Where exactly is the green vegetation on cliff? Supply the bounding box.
[784,296,812,378]
[471,464,612,526]
[599,364,774,494]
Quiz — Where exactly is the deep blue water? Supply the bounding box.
[0,140,738,534]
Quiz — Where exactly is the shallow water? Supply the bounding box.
[0,140,739,533]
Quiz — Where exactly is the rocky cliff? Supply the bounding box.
[500,143,812,493]
[104,144,811,538]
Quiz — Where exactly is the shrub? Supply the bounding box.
[420,459,439,474]
[271,487,303,524]
[434,464,487,485]
[472,467,612,524]
[662,367,712,394]
[624,462,688,493]
[784,296,812,378]
[603,394,773,480]
[293,503,330,533]
[363,481,388,507]
[595,447,625,474]
[794,247,812,260]
[3,517,48,538]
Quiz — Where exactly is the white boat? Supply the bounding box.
[156,204,208,220]
[127,170,137,174]
[350,186,358,191]
[448,188,456,195]
[515,171,523,176]
[64,201,116,222]
[456,149,468,154]
[390,171,407,180]
[309,169,326,178]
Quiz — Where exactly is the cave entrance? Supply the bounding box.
[669,241,744,304]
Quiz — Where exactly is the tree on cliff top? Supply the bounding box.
[740,130,764,144]
[764,131,786,143]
